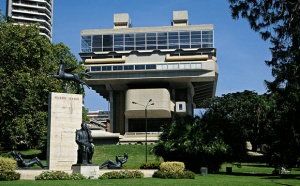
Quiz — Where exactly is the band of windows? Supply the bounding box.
[81,31,213,52]
[90,62,202,72]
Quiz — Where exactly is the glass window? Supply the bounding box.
[125,34,135,50]
[103,35,113,51]
[113,66,123,71]
[81,35,92,52]
[102,66,112,71]
[146,64,156,69]
[157,32,167,49]
[124,65,134,70]
[114,34,124,51]
[146,33,156,50]
[180,32,190,49]
[135,33,145,50]
[168,32,179,49]
[91,66,101,71]
[135,65,145,70]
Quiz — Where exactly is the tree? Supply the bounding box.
[228,0,300,167]
[200,91,271,161]
[0,12,85,150]
[154,115,229,173]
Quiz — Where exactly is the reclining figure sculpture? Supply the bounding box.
[11,151,45,169]
[99,153,128,169]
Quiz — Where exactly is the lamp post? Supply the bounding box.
[132,99,154,162]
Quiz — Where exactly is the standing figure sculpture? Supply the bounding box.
[11,151,45,169]
[99,153,128,169]
[52,62,91,93]
[76,122,94,164]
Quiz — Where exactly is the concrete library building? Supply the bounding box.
[80,11,218,135]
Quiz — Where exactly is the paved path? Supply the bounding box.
[16,169,157,180]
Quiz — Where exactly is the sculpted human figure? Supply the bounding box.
[76,122,94,164]
[11,151,45,169]
[51,62,91,93]
[99,153,128,169]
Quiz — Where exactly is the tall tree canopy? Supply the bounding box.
[0,12,84,150]
[228,0,300,166]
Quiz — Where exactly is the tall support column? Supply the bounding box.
[187,88,193,116]
[109,91,114,132]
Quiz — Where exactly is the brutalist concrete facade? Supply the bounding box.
[80,11,218,134]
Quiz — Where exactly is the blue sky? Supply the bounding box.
[0,0,273,112]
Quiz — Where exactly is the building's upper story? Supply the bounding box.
[6,0,53,40]
[80,10,215,60]
[79,11,218,107]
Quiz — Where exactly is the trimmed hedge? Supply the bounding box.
[99,170,144,179]
[0,157,17,172]
[153,170,195,179]
[160,162,185,173]
[140,161,161,169]
[0,171,21,181]
[35,171,86,180]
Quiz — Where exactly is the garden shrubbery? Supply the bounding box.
[0,157,20,181]
[35,171,86,180]
[153,170,195,179]
[140,161,161,169]
[99,170,144,179]
[152,161,195,179]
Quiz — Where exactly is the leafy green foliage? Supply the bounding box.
[228,0,300,167]
[0,171,20,181]
[35,171,86,180]
[139,161,161,169]
[0,157,17,171]
[0,11,87,150]
[99,170,144,179]
[159,162,185,173]
[154,115,229,173]
[152,170,195,179]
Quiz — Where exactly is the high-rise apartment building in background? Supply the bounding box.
[6,0,53,40]
[80,11,218,134]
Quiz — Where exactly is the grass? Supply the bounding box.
[1,145,300,185]
[1,174,300,186]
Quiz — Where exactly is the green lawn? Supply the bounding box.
[1,174,300,186]
[1,145,299,185]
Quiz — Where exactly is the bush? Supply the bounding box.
[0,171,21,181]
[152,170,195,179]
[0,157,17,172]
[99,170,144,179]
[35,171,86,180]
[140,161,161,169]
[159,162,185,173]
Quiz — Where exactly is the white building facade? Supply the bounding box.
[6,0,53,40]
[80,11,218,134]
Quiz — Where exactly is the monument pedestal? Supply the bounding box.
[72,164,99,179]
[47,92,82,170]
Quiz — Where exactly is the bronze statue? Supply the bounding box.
[76,122,94,165]
[11,151,45,169]
[99,153,128,169]
[52,62,91,93]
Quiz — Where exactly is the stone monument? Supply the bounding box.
[47,92,82,170]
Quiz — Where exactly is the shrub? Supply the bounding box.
[99,170,144,179]
[0,157,17,172]
[152,170,195,179]
[159,162,185,173]
[35,171,86,180]
[140,161,161,169]
[0,171,21,181]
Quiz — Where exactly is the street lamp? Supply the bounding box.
[132,99,154,162]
